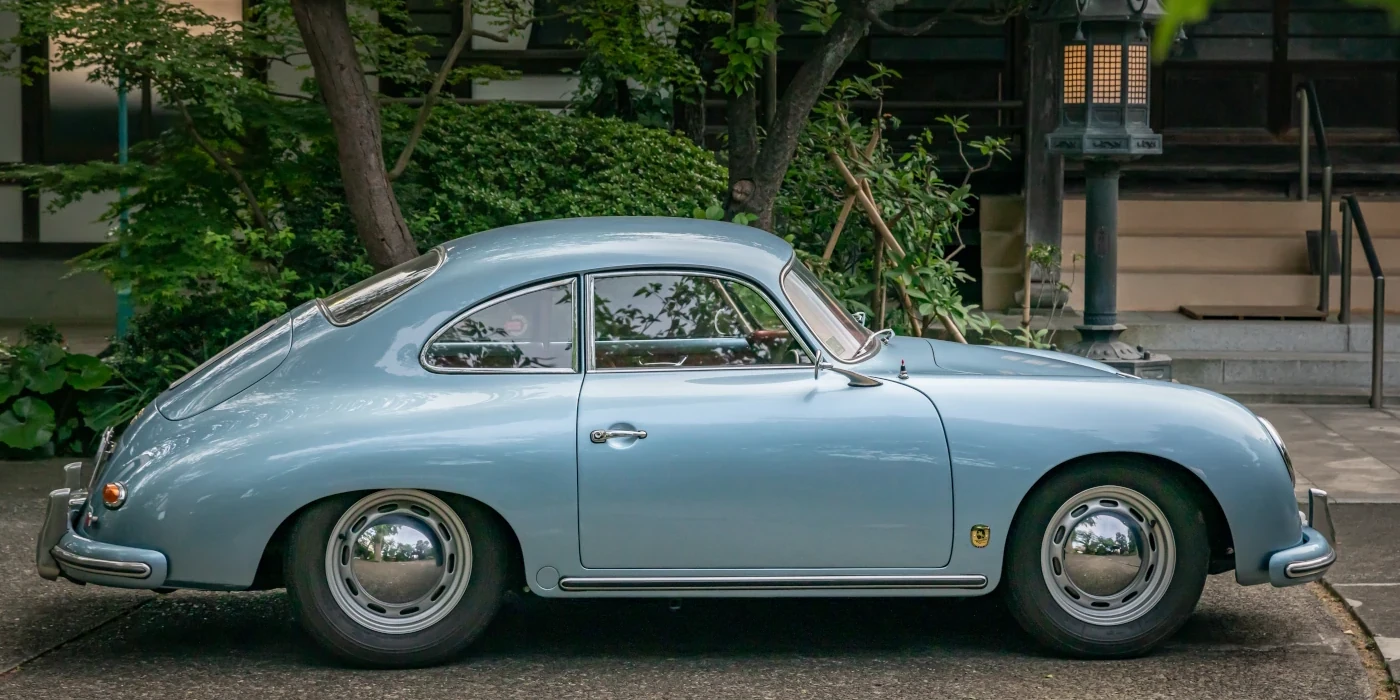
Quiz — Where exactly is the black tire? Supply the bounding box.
[285,491,509,668]
[1004,458,1210,658]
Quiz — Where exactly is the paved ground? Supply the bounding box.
[1252,405,1400,680]
[1254,405,1400,503]
[0,456,1384,700]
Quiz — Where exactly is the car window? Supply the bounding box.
[590,273,810,369]
[320,248,442,326]
[423,279,577,372]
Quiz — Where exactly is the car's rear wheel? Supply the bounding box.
[285,489,508,667]
[1004,459,1210,658]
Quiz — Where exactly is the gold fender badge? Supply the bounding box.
[971,525,991,548]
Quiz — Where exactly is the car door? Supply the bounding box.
[575,270,954,571]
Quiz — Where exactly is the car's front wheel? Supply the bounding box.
[285,489,509,667]
[1004,459,1210,658]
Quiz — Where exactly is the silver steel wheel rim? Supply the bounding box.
[1040,485,1175,626]
[325,490,472,635]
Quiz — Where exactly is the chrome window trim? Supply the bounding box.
[584,268,816,373]
[420,277,580,375]
[320,247,445,328]
[779,256,879,365]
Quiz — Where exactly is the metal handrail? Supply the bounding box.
[1297,81,1334,316]
[1340,194,1386,409]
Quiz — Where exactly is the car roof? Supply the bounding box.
[420,217,797,311]
[437,216,793,278]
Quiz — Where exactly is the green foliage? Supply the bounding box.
[775,65,1011,340]
[0,326,123,458]
[567,0,704,124]
[32,100,725,401]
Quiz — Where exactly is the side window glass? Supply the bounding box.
[591,273,809,369]
[424,280,576,371]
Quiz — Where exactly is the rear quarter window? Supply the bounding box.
[319,248,443,326]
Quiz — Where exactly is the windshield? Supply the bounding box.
[781,259,875,362]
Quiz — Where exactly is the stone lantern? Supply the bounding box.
[1040,0,1172,380]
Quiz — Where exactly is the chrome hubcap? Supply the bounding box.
[1041,486,1174,626]
[325,490,471,634]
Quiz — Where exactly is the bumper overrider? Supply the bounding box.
[35,461,169,589]
[1266,487,1338,586]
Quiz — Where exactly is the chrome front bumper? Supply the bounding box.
[1267,488,1338,586]
[36,462,168,588]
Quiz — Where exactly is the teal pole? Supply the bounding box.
[114,70,132,338]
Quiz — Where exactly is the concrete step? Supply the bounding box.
[1041,317,1400,353]
[1170,350,1400,388]
[1060,235,1400,274]
[1063,199,1400,237]
[1065,272,1399,312]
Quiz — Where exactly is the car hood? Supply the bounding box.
[929,340,1121,377]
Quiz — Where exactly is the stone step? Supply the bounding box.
[1064,272,1399,312]
[1170,350,1400,388]
[1040,317,1400,354]
[1060,235,1400,274]
[1063,198,1400,237]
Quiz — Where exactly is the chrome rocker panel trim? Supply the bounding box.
[558,575,989,592]
[50,546,152,579]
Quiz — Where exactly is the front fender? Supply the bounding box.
[904,374,1299,588]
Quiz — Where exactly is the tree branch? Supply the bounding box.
[175,102,275,233]
[388,0,473,180]
[740,0,873,229]
[862,0,965,36]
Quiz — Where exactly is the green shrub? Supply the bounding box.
[0,325,125,458]
[35,100,727,400]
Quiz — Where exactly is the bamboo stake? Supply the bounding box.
[938,312,967,344]
[828,149,968,343]
[828,150,924,336]
[873,236,887,326]
[828,151,906,257]
[822,194,857,263]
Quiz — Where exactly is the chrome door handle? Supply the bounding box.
[590,429,647,443]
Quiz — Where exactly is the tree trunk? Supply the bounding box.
[725,1,873,230]
[291,0,418,271]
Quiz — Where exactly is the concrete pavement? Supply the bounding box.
[1254,405,1400,681]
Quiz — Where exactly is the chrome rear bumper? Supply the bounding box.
[36,462,168,588]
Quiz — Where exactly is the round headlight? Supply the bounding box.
[1258,417,1295,486]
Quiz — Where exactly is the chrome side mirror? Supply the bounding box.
[812,349,882,388]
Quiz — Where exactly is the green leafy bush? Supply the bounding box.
[32,100,727,399]
[0,325,123,458]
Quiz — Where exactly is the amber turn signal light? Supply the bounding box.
[101,482,127,509]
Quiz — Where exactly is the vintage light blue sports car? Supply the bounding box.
[36,217,1336,667]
